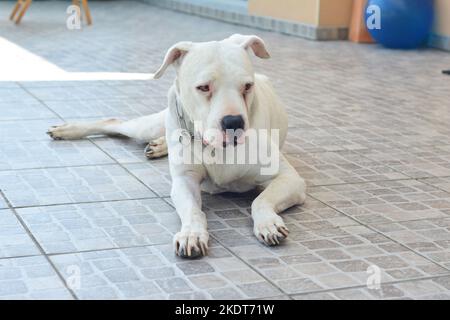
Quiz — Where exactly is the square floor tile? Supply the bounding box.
[0,165,156,207]
[0,88,37,103]
[93,138,148,164]
[0,209,39,258]
[0,119,60,142]
[0,101,55,121]
[50,244,282,299]
[421,177,450,195]
[373,218,450,269]
[358,145,450,178]
[286,151,407,186]
[124,161,172,197]
[0,140,114,170]
[17,199,179,254]
[310,180,450,224]
[283,126,373,154]
[0,256,73,299]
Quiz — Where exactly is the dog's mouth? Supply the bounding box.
[223,136,238,148]
[201,130,246,148]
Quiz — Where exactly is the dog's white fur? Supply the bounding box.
[48,34,306,258]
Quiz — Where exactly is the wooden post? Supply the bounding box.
[349,0,374,43]
[10,0,23,21]
[15,0,32,24]
[81,0,92,25]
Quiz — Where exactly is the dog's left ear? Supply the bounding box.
[152,41,193,79]
[227,34,270,59]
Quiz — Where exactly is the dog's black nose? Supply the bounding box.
[221,115,245,131]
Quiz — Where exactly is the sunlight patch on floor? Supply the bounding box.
[0,37,153,82]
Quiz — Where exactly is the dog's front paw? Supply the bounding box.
[173,228,209,259]
[253,213,289,246]
[144,136,168,159]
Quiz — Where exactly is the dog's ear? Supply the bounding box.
[227,34,270,59]
[152,41,193,79]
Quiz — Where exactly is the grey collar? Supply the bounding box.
[174,95,202,143]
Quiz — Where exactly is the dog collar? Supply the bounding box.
[174,97,202,144]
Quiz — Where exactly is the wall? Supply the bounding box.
[248,0,320,26]
[318,0,353,27]
[434,0,450,37]
[248,0,353,27]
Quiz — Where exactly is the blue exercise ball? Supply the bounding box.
[365,0,434,49]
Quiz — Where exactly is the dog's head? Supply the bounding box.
[152,34,270,147]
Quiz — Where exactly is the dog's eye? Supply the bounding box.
[244,83,253,91]
[196,85,210,92]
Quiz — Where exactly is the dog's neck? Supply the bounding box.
[173,90,202,143]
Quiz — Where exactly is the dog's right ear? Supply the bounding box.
[152,41,193,79]
[227,34,270,59]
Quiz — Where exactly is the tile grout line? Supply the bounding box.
[419,177,450,196]
[18,83,67,122]
[0,162,136,173]
[283,145,450,156]
[0,253,43,262]
[307,192,450,273]
[0,160,148,174]
[308,177,424,188]
[0,189,78,300]
[345,213,450,226]
[7,196,161,210]
[0,117,59,123]
[41,242,172,259]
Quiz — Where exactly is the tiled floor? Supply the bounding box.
[1,1,450,300]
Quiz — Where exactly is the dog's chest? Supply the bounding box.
[202,164,258,193]
[205,162,252,184]
[202,160,273,193]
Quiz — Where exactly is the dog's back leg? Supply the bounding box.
[47,109,166,141]
[47,109,168,158]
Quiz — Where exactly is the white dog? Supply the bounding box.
[47,34,306,258]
